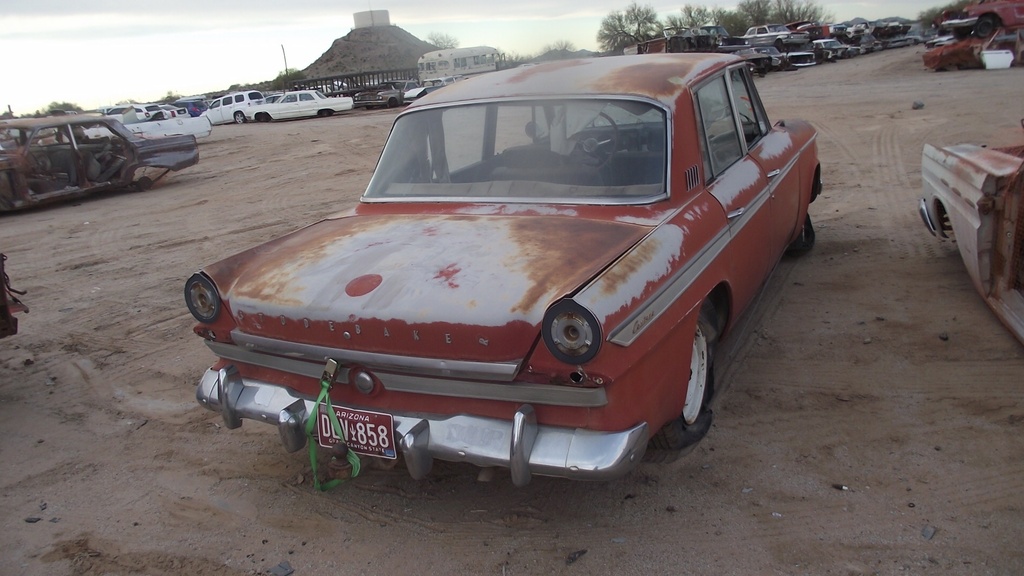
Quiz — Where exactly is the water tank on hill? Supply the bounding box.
[354,10,390,29]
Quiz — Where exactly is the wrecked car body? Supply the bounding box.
[0,116,198,211]
[186,53,822,486]
[1,253,27,338]
[919,135,1024,346]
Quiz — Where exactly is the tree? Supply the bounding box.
[736,0,773,26]
[35,101,82,116]
[718,11,752,36]
[665,5,716,30]
[546,39,577,52]
[918,1,966,27]
[160,90,182,104]
[770,0,832,24]
[271,68,306,91]
[597,2,663,53]
[427,32,459,49]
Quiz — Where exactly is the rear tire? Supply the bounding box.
[646,302,717,462]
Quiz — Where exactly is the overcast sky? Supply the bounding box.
[2,0,940,114]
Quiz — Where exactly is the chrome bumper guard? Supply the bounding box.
[196,367,648,486]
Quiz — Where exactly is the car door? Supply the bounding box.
[276,93,300,119]
[298,93,317,117]
[694,71,773,308]
[729,68,803,261]
[206,96,232,125]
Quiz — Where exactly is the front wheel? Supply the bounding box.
[233,111,246,124]
[646,302,717,461]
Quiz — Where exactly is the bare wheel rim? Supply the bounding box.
[682,323,708,424]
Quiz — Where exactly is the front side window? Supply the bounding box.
[282,94,297,103]
[727,68,769,147]
[364,98,667,204]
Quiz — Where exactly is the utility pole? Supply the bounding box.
[281,45,288,74]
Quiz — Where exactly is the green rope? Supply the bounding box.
[305,365,361,491]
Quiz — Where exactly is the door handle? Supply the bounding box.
[727,208,745,220]
[766,169,781,179]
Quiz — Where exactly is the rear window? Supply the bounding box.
[364,98,668,204]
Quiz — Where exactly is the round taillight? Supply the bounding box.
[542,300,601,364]
[185,273,221,323]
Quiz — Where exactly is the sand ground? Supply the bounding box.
[1,46,1023,575]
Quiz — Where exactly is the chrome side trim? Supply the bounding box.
[231,330,521,382]
[207,341,609,408]
[195,368,647,486]
[607,135,815,346]
[607,227,729,346]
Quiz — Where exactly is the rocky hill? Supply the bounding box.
[302,26,436,78]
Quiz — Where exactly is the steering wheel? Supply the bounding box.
[572,112,618,167]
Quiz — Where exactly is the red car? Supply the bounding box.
[186,53,822,486]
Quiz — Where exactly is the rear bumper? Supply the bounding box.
[196,366,648,486]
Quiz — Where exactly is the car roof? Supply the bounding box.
[410,53,738,109]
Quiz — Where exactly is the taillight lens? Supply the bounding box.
[542,300,601,364]
[185,273,221,323]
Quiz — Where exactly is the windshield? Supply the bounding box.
[363,98,668,204]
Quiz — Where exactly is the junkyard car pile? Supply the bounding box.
[923,0,1024,71]
[0,116,199,211]
[185,53,822,485]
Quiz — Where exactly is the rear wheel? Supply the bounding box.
[975,15,999,37]
[647,302,717,462]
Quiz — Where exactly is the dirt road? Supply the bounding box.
[2,47,1023,575]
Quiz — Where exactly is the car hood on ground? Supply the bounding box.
[203,212,652,361]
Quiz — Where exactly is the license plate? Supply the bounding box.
[316,404,397,459]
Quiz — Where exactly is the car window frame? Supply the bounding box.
[693,64,770,183]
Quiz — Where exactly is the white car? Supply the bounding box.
[245,90,353,122]
[741,24,810,51]
[203,91,266,125]
[105,103,164,124]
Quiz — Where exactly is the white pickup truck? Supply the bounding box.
[245,90,354,122]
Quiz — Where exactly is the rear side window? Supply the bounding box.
[247,91,263,101]
[696,76,743,178]
[299,93,314,101]
[234,95,244,104]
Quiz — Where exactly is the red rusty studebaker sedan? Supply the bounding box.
[185,53,821,486]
